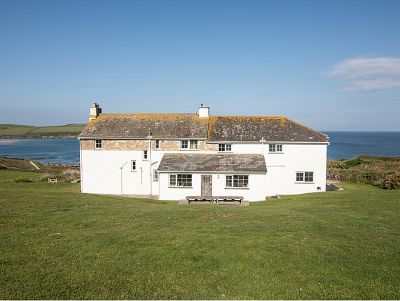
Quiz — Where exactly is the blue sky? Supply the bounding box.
[0,0,399,130]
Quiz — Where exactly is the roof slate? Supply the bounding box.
[157,153,267,173]
[208,116,328,142]
[79,114,209,139]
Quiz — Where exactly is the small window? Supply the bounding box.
[296,172,304,182]
[226,175,249,188]
[181,140,197,150]
[269,144,283,153]
[131,160,136,171]
[155,140,160,150]
[181,140,189,149]
[219,144,232,152]
[190,140,197,150]
[169,174,192,187]
[95,139,102,149]
[296,172,314,183]
[143,150,148,160]
[153,170,159,181]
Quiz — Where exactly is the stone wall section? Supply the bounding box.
[80,139,218,151]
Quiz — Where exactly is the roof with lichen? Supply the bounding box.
[208,116,328,142]
[79,113,209,139]
[79,113,328,142]
[158,153,267,173]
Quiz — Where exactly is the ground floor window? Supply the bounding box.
[218,143,232,151]
[226,175,249,188]
[169,174,192,187]
[296,171,314,183]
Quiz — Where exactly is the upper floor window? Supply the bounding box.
[226,175,249,188]
[269,144,283,153]
[296,171,314,183]
[181,140,197,150]
[95,139,102,149]
[155,140,160,150]
[143,150,148,160]
[219,144,232,152]
[131,160,136,171]
[169,174,192,187]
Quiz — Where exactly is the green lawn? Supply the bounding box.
[1,170,399,299]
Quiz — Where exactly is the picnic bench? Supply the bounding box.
[47,178,58,183]
[186,196,244,205]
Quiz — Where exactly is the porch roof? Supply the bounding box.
[157,153,267,173]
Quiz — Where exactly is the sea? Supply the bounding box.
[0,132,399,164]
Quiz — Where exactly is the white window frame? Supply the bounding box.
[225,175,249,188]
[143,150,148,160]
[181,140,198,150]
[269,144,283,153]
[169,174,192,187]
[296,171,314,183]
[155,140,160,150]
[95,139,102,149]
[131,160,136,172]
[218,144,232,152]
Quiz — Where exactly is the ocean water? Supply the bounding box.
[0,132,399,164]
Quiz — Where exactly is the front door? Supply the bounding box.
[201,175,212,196]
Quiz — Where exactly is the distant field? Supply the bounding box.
[0,124,86,137]
[0,169,399,299]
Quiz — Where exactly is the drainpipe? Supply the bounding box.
[147,134,153,196]
[120,161,128,195]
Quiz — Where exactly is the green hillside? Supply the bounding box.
[0,124,86,138]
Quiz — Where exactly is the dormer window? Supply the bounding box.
[181,140,197,150]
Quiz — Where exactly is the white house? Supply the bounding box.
[79,103,329,201]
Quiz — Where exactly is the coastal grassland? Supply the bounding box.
[328,155,400,189]
[1,170,399,299]
[0,123,85,137]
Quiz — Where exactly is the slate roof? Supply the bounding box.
[157,153,267,173]
[79,114,209,139]
[79,113,328,142]
[208,116,328,142]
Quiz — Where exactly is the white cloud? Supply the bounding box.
[324,57,400,92]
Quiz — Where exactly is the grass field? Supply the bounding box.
[0,123,85,137]
[1,169,399,299]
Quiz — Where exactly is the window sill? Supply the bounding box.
[295,182,314,184]
[268,152,284,154]
[180,149,198,151]
[225,187,250,190]
[168,186,193,189]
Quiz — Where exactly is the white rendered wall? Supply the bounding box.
[81,142,328,200]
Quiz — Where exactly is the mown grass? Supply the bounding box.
[0,123,85,137]
[1,170,399,299]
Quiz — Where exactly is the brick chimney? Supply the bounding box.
[197,104,210,118]
[89,103,102,121]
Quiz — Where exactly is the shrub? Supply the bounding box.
[0,165,7,170]
[379,174,400,190]
[344,157,365,168]
[14,177,34,183]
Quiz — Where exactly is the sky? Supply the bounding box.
[0,0,399,130]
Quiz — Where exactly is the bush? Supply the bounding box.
[379,174,400,190]
[344,157,365,168]
[14,177,34,183]
[0,165,7,170]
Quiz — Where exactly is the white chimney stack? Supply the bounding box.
[89,102,102,121]
[197,104,210,118]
